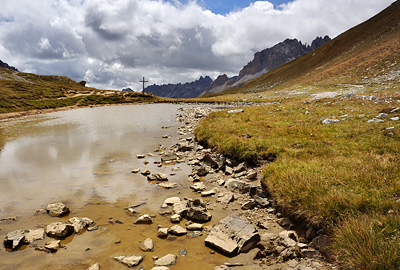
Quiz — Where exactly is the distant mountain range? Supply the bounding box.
[145,76,213,98]
[145,36,330,98]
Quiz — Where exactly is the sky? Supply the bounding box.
[0,0,394,91]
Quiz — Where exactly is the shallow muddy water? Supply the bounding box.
[0,104,231,269]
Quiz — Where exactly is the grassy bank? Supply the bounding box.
[195,90,400,269]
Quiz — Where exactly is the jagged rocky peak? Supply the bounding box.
[237,36,331,82]
[0,60,18,72]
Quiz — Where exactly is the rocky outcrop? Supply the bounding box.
[0,60,18,72]
[146,76,212,98]
[201,75,237,96]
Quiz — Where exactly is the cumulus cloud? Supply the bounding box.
[0,0,394,90]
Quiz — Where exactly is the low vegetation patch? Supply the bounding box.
[195,92,400,269]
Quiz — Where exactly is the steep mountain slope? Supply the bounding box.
[202,36,330,96]
[227,1,400,95]
[145,76,212,98]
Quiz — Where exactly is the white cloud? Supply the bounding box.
[0,0,394,90]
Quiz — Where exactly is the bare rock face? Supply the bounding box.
[46,222,74,238]
[205,214,260,255]
[46,202,70,217]
[4,229,28,249]
[113,255,144,267]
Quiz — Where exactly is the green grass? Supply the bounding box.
[195,93,400,269]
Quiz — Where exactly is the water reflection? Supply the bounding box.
[0,104,185,215]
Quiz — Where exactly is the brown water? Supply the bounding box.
[0,104,231,269]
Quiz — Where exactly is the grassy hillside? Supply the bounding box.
[195,1,400,269]
[0,68,161,115]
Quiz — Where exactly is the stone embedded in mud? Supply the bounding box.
[186,198,212,223]
[24,228,45,243]
[68,217,95,234]
[163,197,181,206]
[135,214,153,224]
[141,169,151,176]
[44,240,61,251]
[253,195,270,208]
[205,214,260,255]
[148,172,169,181]
[217,193,235,204]
[4,229,27,249]
[173,200,190,217]
[87,263,100,270]
[155,254,177,266]
[201,187,219,197]
[186,222,203,231]
[158,182,178,189]
[241,199,257,210]
[140,238,154,252]
[113,255,144,267]
[246,170,258,180]
[190,182,207,192]
[161,153,178,162]
[151,267,170,270]
[46,222,74,238]
[233,163,246,174]
[46,202,70,217]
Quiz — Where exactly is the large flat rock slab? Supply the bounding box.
[205,214,260,256]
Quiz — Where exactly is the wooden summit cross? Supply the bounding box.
[139,76,148,93]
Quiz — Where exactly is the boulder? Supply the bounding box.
[140,238,154,252]
[135,214,153,224]
[46,202,70,217]
[225,179,253,194]
[25,228,45,243]
[173,200,190,217]
[205,214,260,255]
[4,229,27,249]
[113,255,144,267]
[46,222,74,238]
[157,227,169,238]
[169,225,187,236]
[68,217,95,234]
[155,254,177,266]
[186,198,212,222]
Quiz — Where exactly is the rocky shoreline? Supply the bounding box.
[1,106,339,270]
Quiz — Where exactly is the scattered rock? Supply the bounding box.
[148,172,169,181]
[227,109,244,114]
[205,214,260,255]
[113,255,144,267]
[46,202,70,217]
[310,235,333,256]
[170,214,182,223]
[87,263,100,270]
[321,118,341,124]
[140,238,154,252]
[253,195,270,208]
[201,187,219,197]
[151,267,170,270]
[367,118,384,123]
[158,182,178,189]
[46,222,74,238]
[155,254,177,266]
[141,169,151,176]
[217,193,235,204]
[241,199,257,210]
[135,214,153,224]
[0,216,19,222]
[68,217,95,234]
[225,179,253,194]
[44,240,61,252]
[4,229,27,249]
[169,225,187,236]
[186,222,203,231]
[163,197,181,207]
[137,154,145,159]
[246,170,258,180]
[132,169,140,173]
[186,198,212,222]
[157,227,169,238]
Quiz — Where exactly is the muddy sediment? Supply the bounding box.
[0,105,339,270]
